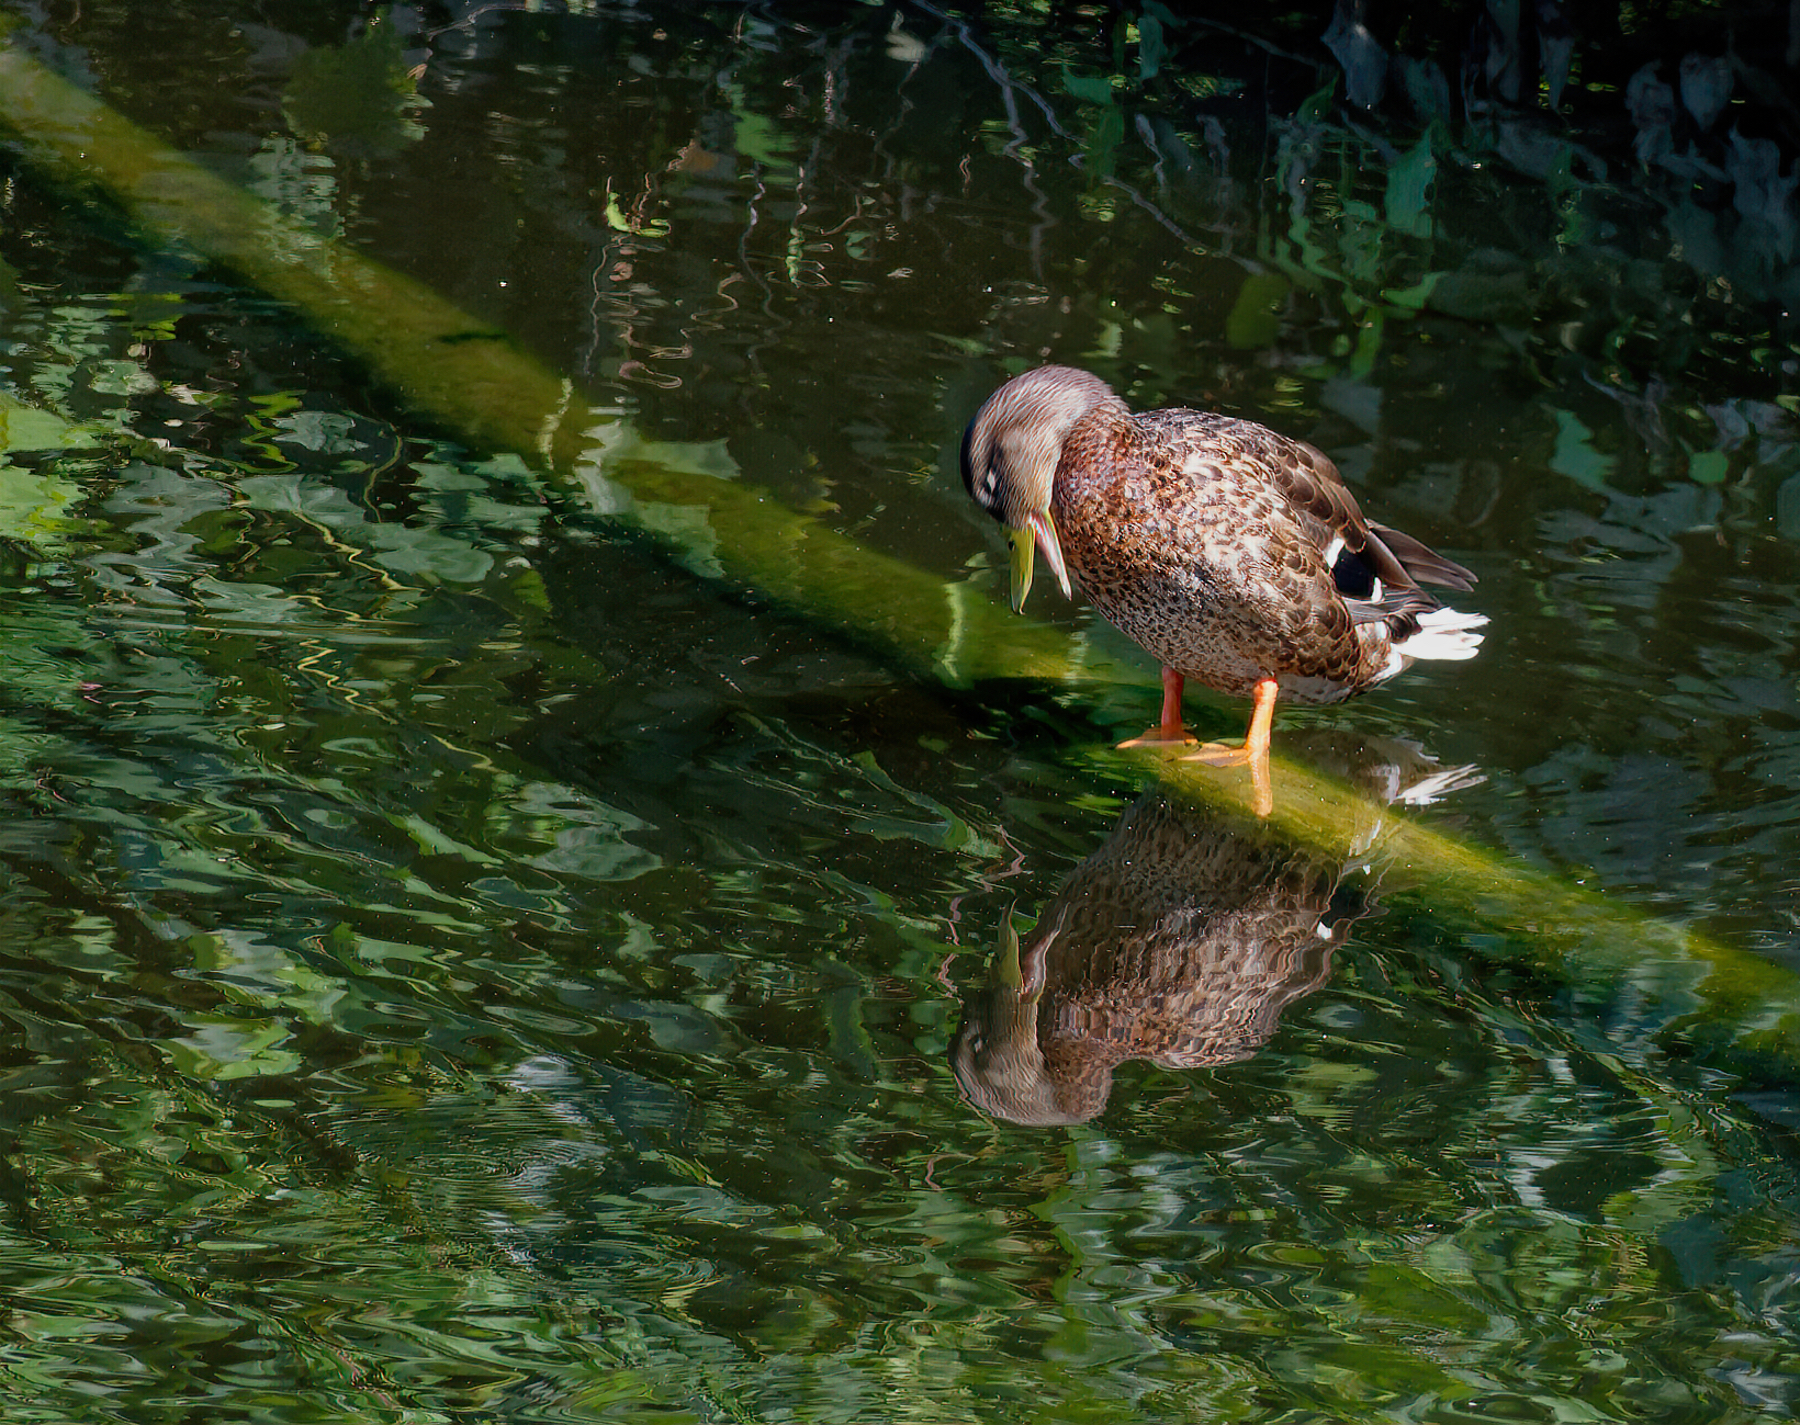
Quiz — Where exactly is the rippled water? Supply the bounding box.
[2,2,1800,1420]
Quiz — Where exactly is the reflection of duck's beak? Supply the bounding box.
[1005,509,1071,613]
[993,904,1052,998]
[994,907,1033,996]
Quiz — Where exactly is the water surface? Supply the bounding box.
[2,2,1800,1420]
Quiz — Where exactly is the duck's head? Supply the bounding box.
[951,906,1098,1126]
[961,364,1115,612]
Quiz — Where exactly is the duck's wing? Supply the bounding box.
[1248,428,1477,593]
[1364,522,1477,592]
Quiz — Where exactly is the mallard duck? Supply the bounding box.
[961,364,1486,811]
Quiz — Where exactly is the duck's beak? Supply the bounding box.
[1005,508,1071,613]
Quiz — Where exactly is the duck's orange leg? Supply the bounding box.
[1117,666,1194,747]
[1181,677,1278,817]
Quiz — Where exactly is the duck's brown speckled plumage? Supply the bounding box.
[951,738,1479,1126]
[951,792,1343,1126]
[963,364,1485,707]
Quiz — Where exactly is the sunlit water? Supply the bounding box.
[1,2,1800,1420]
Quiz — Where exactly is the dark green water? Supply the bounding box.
[2,2,1800,1420]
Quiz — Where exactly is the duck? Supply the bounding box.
[961,364,1486,813]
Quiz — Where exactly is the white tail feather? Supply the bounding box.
[1396,607,1487,662]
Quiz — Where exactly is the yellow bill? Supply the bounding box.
[1005,508,1071,613]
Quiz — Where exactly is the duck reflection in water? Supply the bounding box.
[952,740,1478,1126]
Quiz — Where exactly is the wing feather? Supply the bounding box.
[1254,431,1477,592]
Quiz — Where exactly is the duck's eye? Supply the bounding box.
[968,458,1004,515]
[960,425,1001,509]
